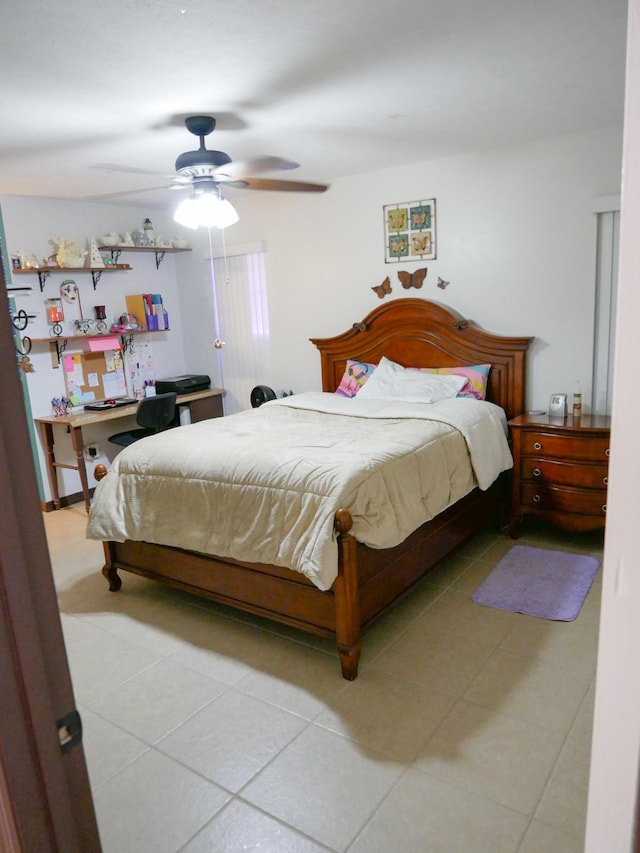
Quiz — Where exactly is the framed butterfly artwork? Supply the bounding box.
[383,197,437,263]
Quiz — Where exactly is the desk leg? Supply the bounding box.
[40,422,60,510]
[69,426,91,514]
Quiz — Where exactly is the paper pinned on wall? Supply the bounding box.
[88,335,120,352]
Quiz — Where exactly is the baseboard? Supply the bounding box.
[41,488,95,512]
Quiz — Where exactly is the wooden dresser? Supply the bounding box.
[508,413,611,536]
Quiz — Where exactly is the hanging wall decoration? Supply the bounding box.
[397,268,427,290]
[383,198,436,263]
[371,276,392,299]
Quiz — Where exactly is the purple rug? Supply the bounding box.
[472,545,600,621]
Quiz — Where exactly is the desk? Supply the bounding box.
[35,388,225,513]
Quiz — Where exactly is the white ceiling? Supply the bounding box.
[0,0,628,209]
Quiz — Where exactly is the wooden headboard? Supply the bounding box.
[311,298,533,420]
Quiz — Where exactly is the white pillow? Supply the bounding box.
[356,356,467,403]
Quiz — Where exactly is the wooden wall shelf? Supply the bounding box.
[11,245,191,288]
[98,245,191,269]
[31,328,169,365]
[13,266,131,291]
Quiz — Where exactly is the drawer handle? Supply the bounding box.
[533,468,541,477]
[533,441,542,451]
[605,448,610,457]
[603,476,608,485]
[533,494,541,503]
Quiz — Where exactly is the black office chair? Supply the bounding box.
[108,392,178,447]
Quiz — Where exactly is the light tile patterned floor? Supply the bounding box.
[45,507,602,852]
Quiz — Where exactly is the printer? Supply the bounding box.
[155,374,211,395]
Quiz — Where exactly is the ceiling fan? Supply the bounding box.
[87,116,328,205]
[170,115,328,195]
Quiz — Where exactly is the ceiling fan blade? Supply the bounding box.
[212,156,299,181]
[91,163,166,177]
[84,185,171,200]
[228,177,328,193]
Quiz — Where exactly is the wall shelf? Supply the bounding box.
[11,246,191,289]
[98,245,191,270]
[31,328,169,365]
[13,266,131,291]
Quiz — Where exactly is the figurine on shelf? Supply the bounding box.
[121,232,134,246]
[98,232,121,247]
[73,319,95,335]
[88,239,105,267]
[132,228,153,247]
[52,238,87,269]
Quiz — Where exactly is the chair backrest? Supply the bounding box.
[136,392,177,433]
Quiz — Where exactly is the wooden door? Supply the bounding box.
[0,258,101,849]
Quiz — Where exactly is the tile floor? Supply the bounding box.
[44,506,603,852]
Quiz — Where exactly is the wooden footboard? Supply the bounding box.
[101,477,504,679]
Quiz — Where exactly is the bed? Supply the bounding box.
[90,298,531,680]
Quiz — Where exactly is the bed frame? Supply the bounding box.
[99,298,532,679]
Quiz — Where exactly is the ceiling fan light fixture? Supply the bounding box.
[173,189,239,230]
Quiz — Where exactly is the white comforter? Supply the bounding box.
[87,392,512,590]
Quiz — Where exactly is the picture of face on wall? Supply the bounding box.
[384,198,436,263]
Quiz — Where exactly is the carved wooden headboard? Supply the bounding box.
[311,298,532,420]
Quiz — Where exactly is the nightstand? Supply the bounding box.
[508,413,611,537]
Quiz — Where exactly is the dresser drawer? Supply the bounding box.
[521,457,609,489]
[521,431,610,463]
[520,483,607,517]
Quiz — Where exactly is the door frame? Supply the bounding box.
[0,254,101,849]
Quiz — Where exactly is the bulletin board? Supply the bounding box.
[62,349,127,405]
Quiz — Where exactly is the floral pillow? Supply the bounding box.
[421,364,491,400]
[335,359,376,397]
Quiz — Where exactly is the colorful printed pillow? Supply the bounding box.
[335,359,376,397]
[422,364,491,400]
[356,357,467,403]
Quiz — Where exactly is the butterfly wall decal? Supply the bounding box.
[372,277,392,299]
[437,277,450,290]
[397,268,427,290]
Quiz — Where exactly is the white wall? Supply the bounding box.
[1,195,192,499]
[213,125,622,411]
